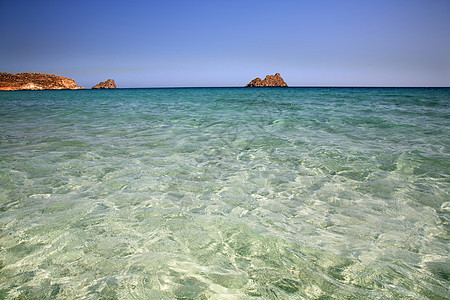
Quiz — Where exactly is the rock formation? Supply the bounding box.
[246,73,288,87]
[0,72,84,90]
[92,79,118,89]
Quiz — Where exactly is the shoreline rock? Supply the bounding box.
[0,72,84,90]
[246,73,288,87]
[92,79,117,89]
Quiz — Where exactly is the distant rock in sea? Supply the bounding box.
[92,79,118,89]
[0,72,84,91]
[246,73,288,87]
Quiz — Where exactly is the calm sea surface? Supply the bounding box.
[0,88,449,299]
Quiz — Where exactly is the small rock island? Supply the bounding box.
[92,79,118,89]
[246,73,288,87]
[0,72,84,90]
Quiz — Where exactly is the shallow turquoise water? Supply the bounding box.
[0,88,449,299]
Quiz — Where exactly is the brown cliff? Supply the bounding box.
[0,72,84,90]
[246,73,288,87]
[92,79,118,89]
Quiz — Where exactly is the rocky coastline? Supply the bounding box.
[246,73,288,87]
[92,79,118,89]
[0,72,84,91]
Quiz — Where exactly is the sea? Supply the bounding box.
[0,87,449,299]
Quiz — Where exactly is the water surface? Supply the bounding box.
[0,88,449,299]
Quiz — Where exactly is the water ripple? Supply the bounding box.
[0,88,449,299]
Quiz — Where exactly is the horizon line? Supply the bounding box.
[102,86,450,89]
[2,86,449,92]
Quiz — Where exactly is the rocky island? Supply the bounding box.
[246,73,288,87]
[0,72,84,90]
[92,79,118,89]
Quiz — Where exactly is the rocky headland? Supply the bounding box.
[0,72,84,90]
[92,79,118,89]
[246,73,288,87]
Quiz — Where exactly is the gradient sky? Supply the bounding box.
[1,0,449,87]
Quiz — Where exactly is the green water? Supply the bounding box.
[0,88,449,299]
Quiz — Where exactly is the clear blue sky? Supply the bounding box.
[1,0,449,87]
